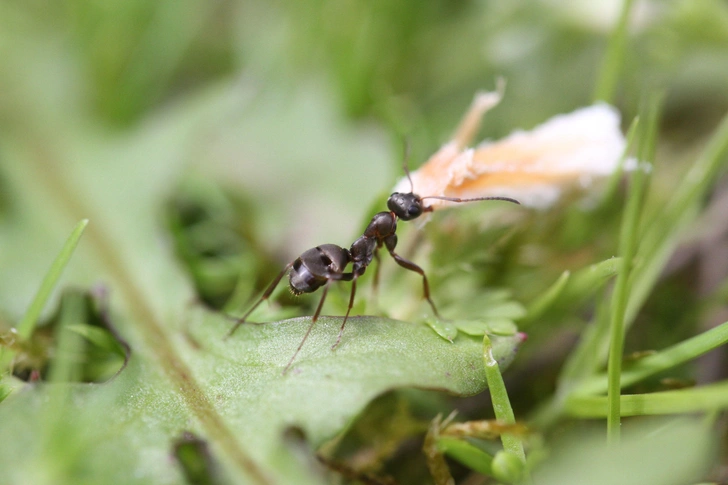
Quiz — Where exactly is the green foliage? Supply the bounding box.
[0,310,521,484]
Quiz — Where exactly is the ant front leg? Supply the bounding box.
[225,262,293,339]
[383,235,441,319]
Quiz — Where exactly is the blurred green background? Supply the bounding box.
[4,0,728,269]
[3,0,728,249]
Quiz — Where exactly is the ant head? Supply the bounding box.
[386,145,428,221]
[387,192,424,221]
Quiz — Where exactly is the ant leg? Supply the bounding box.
[451,80,504,149]
[387,249,441,319]
[225,262,292,339]
[332,277,357,350]
[370,250,381,304]
[283,280,331,374]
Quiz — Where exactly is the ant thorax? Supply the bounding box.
[349,235,375,276]
[387,192,424,221]
[362,212,397,239]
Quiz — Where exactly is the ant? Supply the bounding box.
[226,166,520,374]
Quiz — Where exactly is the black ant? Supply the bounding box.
[226,168,519,373]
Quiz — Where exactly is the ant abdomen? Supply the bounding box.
[289,245,351,295]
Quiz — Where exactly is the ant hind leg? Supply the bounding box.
[225,262,293,339]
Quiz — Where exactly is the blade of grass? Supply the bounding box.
[606,94,659,442]
[532,108,728,428]
[529,294,611,428]
[524,270,570,322]
[533,119,636,393]
[483,335,526,466]
[602,116,640,204]
[16,219,89,340]
[565,380,728,417]
[42,291,87,481]
[47,292,86,385]
[0,219,89,373]
[575,319,728,396]
[530,118,638,426]
[593,0,635,103]
[524,257,621,325]
[625,109,728,327]
[438,437,494,477]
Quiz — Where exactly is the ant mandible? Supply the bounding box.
[225,166,520,374]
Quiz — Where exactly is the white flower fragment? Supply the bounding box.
[394,90,630,209]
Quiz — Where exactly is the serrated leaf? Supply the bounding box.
[0,312,522,484]
[424,317,459,342]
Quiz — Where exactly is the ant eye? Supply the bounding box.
[408,205,421,217]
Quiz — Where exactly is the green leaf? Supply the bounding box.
[0,313,522,484]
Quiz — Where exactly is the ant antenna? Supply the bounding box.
[404,165,415,195]
[400,139,415,194]
[421,195,521,205]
